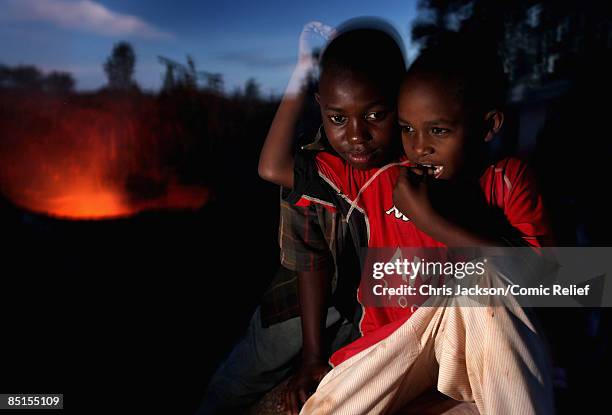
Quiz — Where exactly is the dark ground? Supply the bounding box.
[0,172,280,414]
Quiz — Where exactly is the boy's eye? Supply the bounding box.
[431,127,450,136]
[400,125,415,133]
[365,111,387,121]
[329,115,347,125]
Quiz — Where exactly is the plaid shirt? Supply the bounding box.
[279,198,339,273]
[260,197,345,327]
[259,126,362,327]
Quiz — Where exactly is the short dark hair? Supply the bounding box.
[406,32,508,115]
[320,19,406,100]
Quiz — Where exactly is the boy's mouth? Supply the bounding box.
[347,150,375,165]
[415,163,445,179]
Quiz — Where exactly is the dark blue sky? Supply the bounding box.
[0,0,418,93]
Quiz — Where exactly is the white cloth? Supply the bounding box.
[300,262,554,415]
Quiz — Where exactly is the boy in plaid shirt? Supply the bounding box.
[258,21,407,414]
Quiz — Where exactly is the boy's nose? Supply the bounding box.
[347,120,370,144]
[412,134,434,156]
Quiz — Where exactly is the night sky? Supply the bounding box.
[0,0,418,93]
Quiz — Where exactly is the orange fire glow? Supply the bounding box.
[0,93,210,219]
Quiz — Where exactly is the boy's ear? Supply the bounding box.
[484,110,504,142]
[315,93,321,105]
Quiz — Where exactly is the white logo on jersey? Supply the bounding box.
[385,205,410,222]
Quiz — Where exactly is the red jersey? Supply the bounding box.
[289,151,550,366]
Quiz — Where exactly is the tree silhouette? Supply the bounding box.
[162,65,176,92]
[203,72,224,94]
[184,55,198,89]
[0,64,73,92]
[43,71,75,93]
[5,65,43,89]
[104,41,137,91]
[411,0,472,47]
[244,78,260,101]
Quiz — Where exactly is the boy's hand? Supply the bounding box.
[298,21,336,66]
[278,360,330,414]
[287,21,335,95]
[393,166,437,222]
[394,166,498,246]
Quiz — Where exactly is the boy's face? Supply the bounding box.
[316,72,398,170]
[398,74,497,181]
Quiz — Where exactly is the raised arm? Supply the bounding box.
[258,22,334,188]
[257,66,309,188]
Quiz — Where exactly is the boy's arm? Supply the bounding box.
[297,268,331,366]
[258,22,334,188]
[283,268,332,415]
[393,162,551,247]
[258,65,310,188]
[393,167,508,247]
[278,200,335,414]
